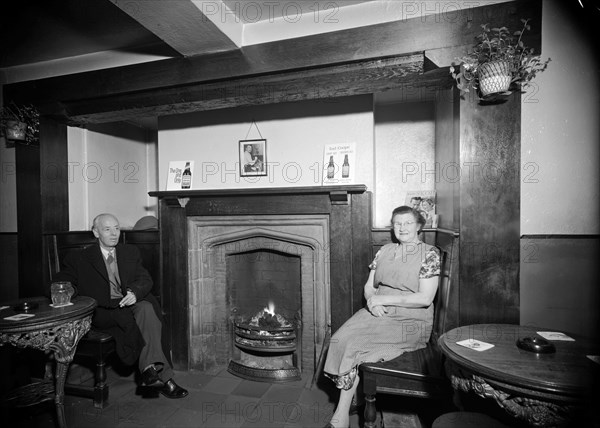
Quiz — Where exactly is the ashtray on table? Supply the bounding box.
[516,336,556,354]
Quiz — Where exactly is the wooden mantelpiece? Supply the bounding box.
[150,185,372,370]
[149,185,368,206]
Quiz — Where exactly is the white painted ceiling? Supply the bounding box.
[220,1,375,23]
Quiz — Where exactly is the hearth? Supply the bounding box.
[228,302,302,382]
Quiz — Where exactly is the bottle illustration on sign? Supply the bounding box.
[327,156,335,179]
[342,154,349,178]
[182,162,192,189]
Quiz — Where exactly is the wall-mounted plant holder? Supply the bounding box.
[4,120,27,141]
[1,103,40,146]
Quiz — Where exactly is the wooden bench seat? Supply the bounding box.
[64,330,115,408]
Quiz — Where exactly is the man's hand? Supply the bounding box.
[119,290,137,307]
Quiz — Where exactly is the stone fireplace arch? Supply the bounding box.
[188,215,331,373]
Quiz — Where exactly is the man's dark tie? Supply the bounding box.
[107,252,123,298]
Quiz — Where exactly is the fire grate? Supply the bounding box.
[228,305,301,382]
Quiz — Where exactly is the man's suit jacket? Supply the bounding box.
[58,243,153,307]
[55,242,168,366]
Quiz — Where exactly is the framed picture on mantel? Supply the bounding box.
[239,139,267,177]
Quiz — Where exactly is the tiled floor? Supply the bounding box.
[5,365,371,428]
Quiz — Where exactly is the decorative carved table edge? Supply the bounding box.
[445,360,586,428]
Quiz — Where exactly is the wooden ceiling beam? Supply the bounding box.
[60,53,449,125]
[109,0,239,56]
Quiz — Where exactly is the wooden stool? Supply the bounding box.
[64,330,115,408]
[432,412,510,428]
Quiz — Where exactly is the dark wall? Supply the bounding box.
[0,233,18,301]
[520,236,600,340]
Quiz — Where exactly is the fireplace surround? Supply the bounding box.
[150,186,371,372]
[188,214,330,375]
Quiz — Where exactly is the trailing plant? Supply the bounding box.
[450,19,551,98]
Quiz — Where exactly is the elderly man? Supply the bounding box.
[54,213,187,399]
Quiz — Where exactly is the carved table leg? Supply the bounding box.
[54,360,69,428]
[49,318,92,428]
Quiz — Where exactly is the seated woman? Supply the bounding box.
[323,205,440,428]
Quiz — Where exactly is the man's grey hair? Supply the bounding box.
[92,213,118,231]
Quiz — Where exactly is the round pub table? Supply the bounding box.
[439,324,600,427]
[0,296,96,428]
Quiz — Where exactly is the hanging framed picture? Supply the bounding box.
[239,139,267,177]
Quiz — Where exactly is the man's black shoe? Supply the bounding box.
[160,379,188,399]
[141,365,164,387]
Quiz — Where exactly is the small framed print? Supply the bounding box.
[239,139,267,177]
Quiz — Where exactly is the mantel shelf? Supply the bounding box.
[149,185,367,200]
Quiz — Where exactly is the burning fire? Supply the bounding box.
[249,301,292,329]
[264,301,275,316]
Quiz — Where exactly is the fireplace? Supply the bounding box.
[150,186,371,373]
[188,215,330,376]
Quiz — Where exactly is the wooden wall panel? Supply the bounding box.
[351,192,373,313]
[15,143,42,298]
[520,235,599,339]
[329,204,353,332]
[0,233,19,301]
[39,118,69,232]
[15,118,68,298]
[435,87,460,230]
[159,201,188,369]
[459,93,521,325]
[40,118,69,290]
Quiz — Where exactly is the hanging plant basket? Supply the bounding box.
[478,60,512,96]
[450,19,550,102]
[0,103,40,146]
[4,120,28,141]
